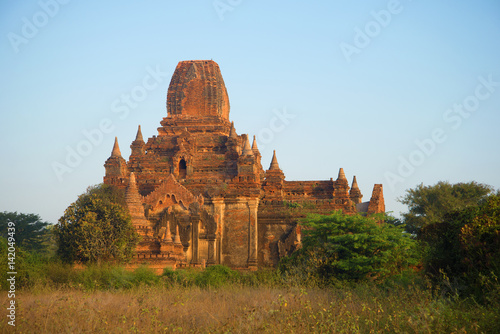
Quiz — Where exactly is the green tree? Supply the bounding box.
[55,184,138,265]
[399,181,492,235]
[279,211,419,283]
[0,211,52,253]
[421,195,500,299]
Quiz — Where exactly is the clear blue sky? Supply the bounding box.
[1,0,499,224]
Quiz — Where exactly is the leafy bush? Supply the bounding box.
[131,266,160,286]
[55,184,138,264]
[44,261,78,285]
[76,265,134,290]
[399,181,492,235]
[0,239,55,289]
[162,265,240,288]
[279,211,420,284]
[421,195,500,301]
[195,265,239,288]
[162,267,199,287]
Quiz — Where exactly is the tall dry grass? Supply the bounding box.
[2,282,498,333]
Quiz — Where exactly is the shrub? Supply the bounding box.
[421,195,500,301]
[76,265,134,290]
[132,266,159,286]
[162,267,199,287]
[55,184,138,265]
[279,211,420,284]
[195,265,240,288]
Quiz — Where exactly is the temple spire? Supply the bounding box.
[229,121,237,138]
[252,136,258,150]
[125,172,141,206]
[337,168,347,181]
[130,125,145,157]
[242,136,254,156]
[111,137,122,157]
[252,135,259,152]
[351,175,359,189]
[349,175,363,204]
[135,125,144,142]
[269,150,280,170]
[128,172,137,190]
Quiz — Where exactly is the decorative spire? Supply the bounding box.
[174,224,182,244]
[337,168,347,181]
[242,136,254,156]
[135,125,144,142]
[130,125,146,157]
[351,176,359,190]
[164,220,173,243]
[269,150,280,170]
[229,121,237,138]
[125,172,141,205]
[128,172,137,190]
[111,137,122,157]
[252,135,259,154]
[349,175,363,204]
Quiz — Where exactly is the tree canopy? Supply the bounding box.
[55,184,138,265]
[279,211,419,283]
[399,181,492,235]
[0,211,52,253]
[420,194,500,298]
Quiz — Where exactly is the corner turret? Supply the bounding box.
[130,125,145,157]
[241,136,254,156]
[262,150,285,200]
[349,176,363,204]
[367,184,385,214]
[104,137,128,186]
[251,135,264,180]
[269,150,281,171]
[125,172,152,236]
[333,168,352,209]
[236,134,259,183]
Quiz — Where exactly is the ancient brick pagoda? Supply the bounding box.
[104,60,385,271]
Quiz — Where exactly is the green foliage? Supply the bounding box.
[74,265,158,290]
[131,266,160,286]
[421,195,500,301]
[384,213,404,227]
[283,201,300,209]
[162,267,199,287]
[399,181,492,235]
[195,265,239,288]
[76,265,134,290]
[0,211,53,253]
[0,237,30,289]
[86,183,127,207]
[279,211,419,283]
[162,265,240,288]
[55,184,139,265]
[0,238,71,289]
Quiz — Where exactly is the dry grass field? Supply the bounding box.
[2,282,498,334]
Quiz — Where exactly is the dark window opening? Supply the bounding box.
[179,159,187,179]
